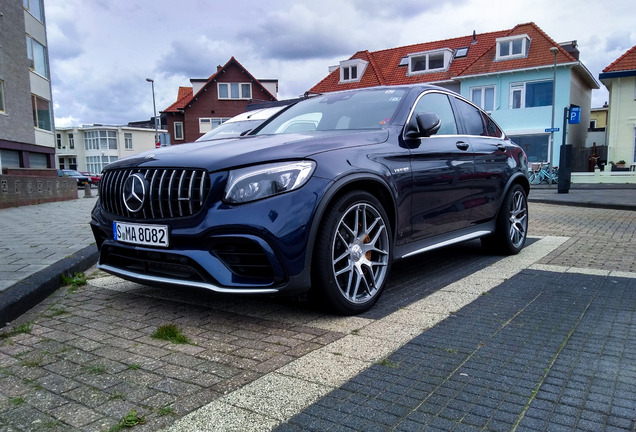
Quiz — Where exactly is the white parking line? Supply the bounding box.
[162,235,570,432]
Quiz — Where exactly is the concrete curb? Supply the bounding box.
[0,244,98,325]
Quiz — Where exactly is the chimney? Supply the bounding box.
[559,41,579,60]
[217,65,223,72]
[471,30,477,45]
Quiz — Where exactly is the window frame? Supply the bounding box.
[217,83,252,100]
[31,94,52,131]
[26,34,49,78]
[23,0,44,22]
[124,132,133,150]
[509,80,553,109]
[496,35,530,61]
[470,85,496,112]
[0,80,5,113]
[339,59,368,83]
[174,122,184,140]
[199,117,230,133]
[407,49,453,76]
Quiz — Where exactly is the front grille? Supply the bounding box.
[100,168,211,219]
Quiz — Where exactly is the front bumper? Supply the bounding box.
[90,176,331,296]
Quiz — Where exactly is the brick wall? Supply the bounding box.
[0,174,77,208]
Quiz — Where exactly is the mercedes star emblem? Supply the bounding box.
[122,173,146,213]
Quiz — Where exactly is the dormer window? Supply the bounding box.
[407,49,453,76]
[339,59,368,83]
[496,35,531,61]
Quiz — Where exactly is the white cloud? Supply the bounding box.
[45,0,636,126]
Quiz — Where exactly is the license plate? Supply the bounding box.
[113,221,169,247]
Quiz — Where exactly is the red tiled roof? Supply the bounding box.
[603,44,636,72]
[460,22,576,77]
[310,22,577,93]
[163,87,193,113]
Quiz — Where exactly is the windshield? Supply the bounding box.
[196,119,264,141]
[256,88,407,135]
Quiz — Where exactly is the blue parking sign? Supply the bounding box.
[569,106,581,124]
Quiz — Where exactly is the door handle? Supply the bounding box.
[497,144,506,151]
[456,141,469,151]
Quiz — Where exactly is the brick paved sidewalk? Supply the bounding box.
[274,270,636,431]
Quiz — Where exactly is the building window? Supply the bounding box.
[56,133,62,149]
[32,95,52,130]
[84,130,117,150]
[454,47,469,58]
[408,49,453,75]
[124,133,133,150]
[86,155,117,174]
[633,127,636,164]
[58,157,65,169]
[174,122,184,140]
[338,59,368,84]
[23,0,44,22]
[26,34,49,78]
[0,80,5,113]
[510,81,553,109]
[496,35,530,61]
[218,83,252,100]
[470,86,496,112]
[29,152,47,168]
[199,117,230,133]
[69,133,74,149]
[0,150,21,167]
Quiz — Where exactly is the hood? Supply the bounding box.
[107,129,390,172]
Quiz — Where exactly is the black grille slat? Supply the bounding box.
[100,168,210,220]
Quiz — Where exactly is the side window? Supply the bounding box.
[481,112,502,137]
[411,92,458,135]
[453,98,487,136]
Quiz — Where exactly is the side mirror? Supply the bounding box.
[404,112,442,139]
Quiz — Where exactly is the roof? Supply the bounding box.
[600,44,636,79]
[163,87,194,113]
[162,57,277,113]
[311,22,597,93]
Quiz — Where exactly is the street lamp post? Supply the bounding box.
[548,46,559,185]
[146,78,159,147]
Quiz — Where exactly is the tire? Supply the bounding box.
[481,184,528,255]
[529,172,540,185]
[312,191,392,315]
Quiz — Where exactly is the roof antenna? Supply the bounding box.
[471,30,477,45]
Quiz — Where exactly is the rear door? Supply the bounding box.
[450,97,510,224]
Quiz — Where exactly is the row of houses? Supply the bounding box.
[1,1,634,190]
[155,22,635,174]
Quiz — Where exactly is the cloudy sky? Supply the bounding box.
[45,0,636,127]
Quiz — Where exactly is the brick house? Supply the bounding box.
[311,23,599,169]
[162,57,278,144]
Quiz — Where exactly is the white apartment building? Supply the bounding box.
[55,125,166,173]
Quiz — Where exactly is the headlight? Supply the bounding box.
[224,161,316,204]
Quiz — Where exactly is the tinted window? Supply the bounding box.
[453,98,486,136]
[411,92,457,135]
[481,112,503,137]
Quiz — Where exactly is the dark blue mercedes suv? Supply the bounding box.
[90,84,529,315]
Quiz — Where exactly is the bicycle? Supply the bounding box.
[529,163,558,184]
